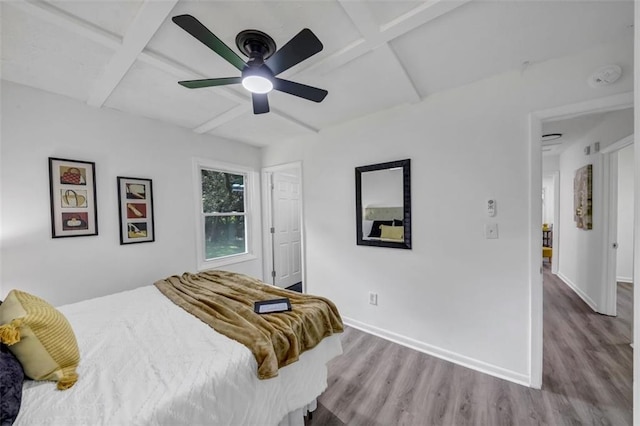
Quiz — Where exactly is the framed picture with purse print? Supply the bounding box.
[117,177,155,245]
[49,157,98,238]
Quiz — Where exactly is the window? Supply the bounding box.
[194,159,258,269]
[202,169,246,259]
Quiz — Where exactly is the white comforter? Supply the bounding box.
[16,285,342,425]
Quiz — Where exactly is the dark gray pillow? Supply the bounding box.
[368,220,393,238]
[0,343,24,426]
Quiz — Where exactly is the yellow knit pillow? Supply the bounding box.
[380,224,404,241]
[0,290,80,390]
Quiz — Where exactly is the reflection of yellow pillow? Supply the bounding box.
[0,290,80,390]
[380,225,404,240]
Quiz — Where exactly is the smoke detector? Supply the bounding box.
[588,65,622,88]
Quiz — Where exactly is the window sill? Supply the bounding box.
[197,253,257,271]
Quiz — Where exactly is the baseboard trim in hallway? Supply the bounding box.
[342,316,530,387]
[557,271,598,311]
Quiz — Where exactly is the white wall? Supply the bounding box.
[1,81,263,306]
[542,156,559,227]
[617,143,634,283]
[556,109,634,310]
[542,155,560,175]
[542,176,554,226]
[262,37,633,384]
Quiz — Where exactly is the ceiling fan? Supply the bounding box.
[172,14,328,114]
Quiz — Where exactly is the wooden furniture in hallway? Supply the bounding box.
[542,227,552,264]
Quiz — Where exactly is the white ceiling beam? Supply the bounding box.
[338,1,382,42]
[299,0,472,78]
[380,0,472,40]
[138,51,249,105]
[297,37,370,77]
[138,51,317,134]
[195,102,318,135]
[338,0,421,103]
[86,0,179,107]
[10,0,121,50]
[194,105,249,134]
[377,44,421,103]
[268,109,320,134]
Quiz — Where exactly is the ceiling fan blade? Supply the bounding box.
[265,29,323,75]
[172,14,246,71]
[252,93,270,114]
[178,77,242,89]
[273,78,328,103]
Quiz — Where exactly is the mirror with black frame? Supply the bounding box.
[355,159,411,249]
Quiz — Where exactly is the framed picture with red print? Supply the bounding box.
[117,177,155,245]
[49,157,98,238]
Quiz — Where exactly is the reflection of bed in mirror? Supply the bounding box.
[355,159,411,249]
[363,206,404,242]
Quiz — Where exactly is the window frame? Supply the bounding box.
[193,158,259,270]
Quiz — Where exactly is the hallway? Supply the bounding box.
[541,265,632,424]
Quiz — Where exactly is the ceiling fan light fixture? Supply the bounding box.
[242,75,273,94]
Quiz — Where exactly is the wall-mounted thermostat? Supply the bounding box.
[487,199,496,217]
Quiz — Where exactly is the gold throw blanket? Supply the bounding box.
[154,270,343,380]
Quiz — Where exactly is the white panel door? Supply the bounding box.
[272,172,302,288]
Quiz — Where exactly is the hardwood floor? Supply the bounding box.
[309,267,632,425]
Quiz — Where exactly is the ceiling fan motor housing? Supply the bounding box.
[236,29,277,65]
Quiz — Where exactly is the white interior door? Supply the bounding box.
[271,171,302,288]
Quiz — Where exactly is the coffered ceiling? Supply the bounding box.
[1,1,634,147]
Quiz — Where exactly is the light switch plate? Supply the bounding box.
[485,223,498,239]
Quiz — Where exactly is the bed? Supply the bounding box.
[3,271,343,425]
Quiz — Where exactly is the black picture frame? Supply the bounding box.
[117,177,155,245]
[49,157,98,238]
[355,159,411,249]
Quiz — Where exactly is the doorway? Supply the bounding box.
[528,91,634,388]
[262,162,304,291]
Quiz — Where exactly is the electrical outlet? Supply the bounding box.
[368,292,378,306]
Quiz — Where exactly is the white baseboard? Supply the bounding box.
[616,276,633,284]
[557,272,598,311]
[342,316,530,387]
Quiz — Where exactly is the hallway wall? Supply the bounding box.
[557,109,634,311]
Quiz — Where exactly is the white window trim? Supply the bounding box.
[192,157,260,271]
